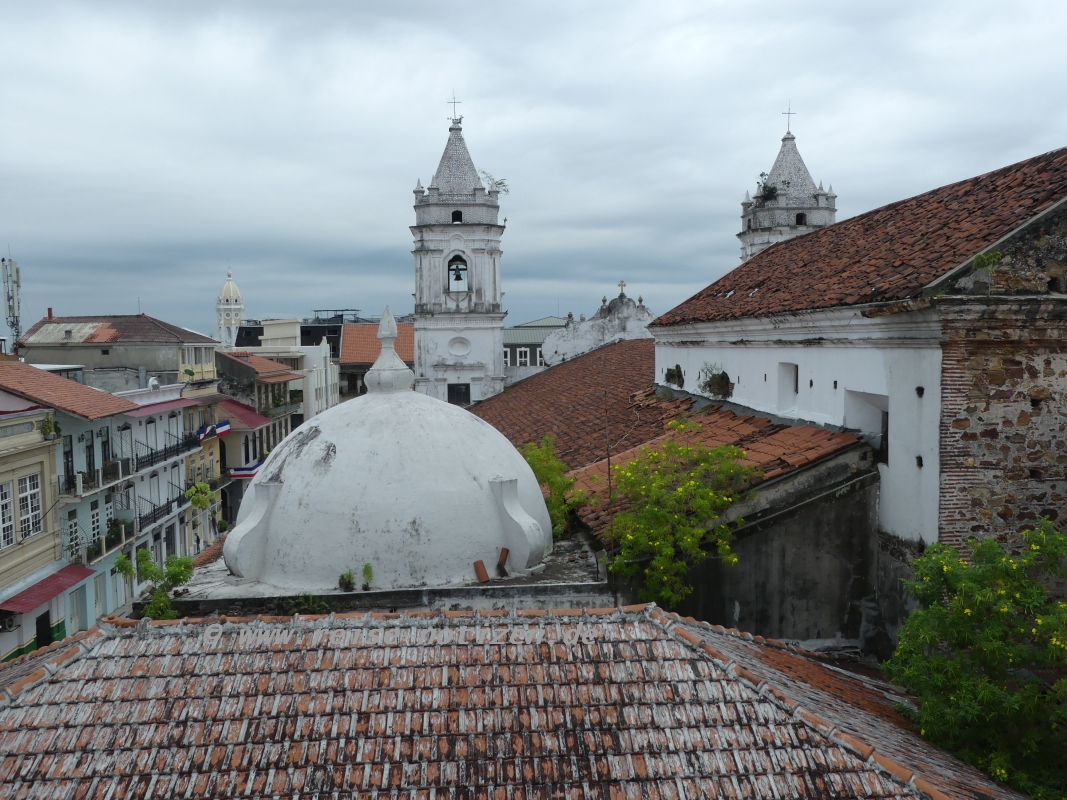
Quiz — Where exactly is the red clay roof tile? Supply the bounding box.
[217,351,293,376]
[0,361,139,420]
[471,340,692,470]
[655,146,1067,326]
[20,313,217,346]
[0,607,1020,799]
[568,405,861,538]
[340,323,414,365]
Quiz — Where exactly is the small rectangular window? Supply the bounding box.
[517,348,529,367]
[101,349,109,355]
[503,349,510,367]
[447,383,471,406]
[536,348,544,367]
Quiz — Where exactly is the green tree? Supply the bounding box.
[885,520,1067,798]
[115,549,194,620]
[520,435,585,537]
[605,420,754,607]
[184,481,213,511]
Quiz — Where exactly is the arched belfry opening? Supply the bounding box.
[451,210,463,223]
[795,212,807,226]
[447,255,469,292]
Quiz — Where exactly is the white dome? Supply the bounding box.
[218,270,242,302]
[223,309,552,592]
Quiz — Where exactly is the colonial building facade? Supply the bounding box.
[411,117,506,405]
[653,146,1067,550]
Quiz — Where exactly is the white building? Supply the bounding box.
[216,272,245,348]
[541,286,655,367]
[738,128,836,262]
[411,116,506,406]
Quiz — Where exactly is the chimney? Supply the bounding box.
[47,307,53,320]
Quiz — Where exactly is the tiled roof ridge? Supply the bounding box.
[191,534,226,568]
[648,607,954,800]
[0,629,102,706]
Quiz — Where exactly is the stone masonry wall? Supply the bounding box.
[939,299,1067,549]
[939,203,1067,549]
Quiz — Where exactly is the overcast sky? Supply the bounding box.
[1,2,1065,339]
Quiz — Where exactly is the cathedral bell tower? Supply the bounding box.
[411,115,506,405]
[216,270,244,348]
[737,127,836,262]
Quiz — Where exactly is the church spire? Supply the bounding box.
[736,124,837,263]
[429,117,484,195]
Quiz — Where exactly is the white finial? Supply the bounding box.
[227,270,232,279]
[364,307,413,394]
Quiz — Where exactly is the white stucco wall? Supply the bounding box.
[653,307,942,544]
[414,315,506,403]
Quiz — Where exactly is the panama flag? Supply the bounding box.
[231,460,263,479]
[215,420,232,436]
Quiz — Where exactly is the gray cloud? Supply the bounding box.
[1,1,1064,337]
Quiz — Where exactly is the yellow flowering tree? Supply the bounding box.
[885,519,1067,799]
[605,420,754,607]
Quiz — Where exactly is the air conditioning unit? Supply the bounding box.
[0,614,19,633]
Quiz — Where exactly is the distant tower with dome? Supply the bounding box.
[411,114,507,406]
[738,120,836,262]
[216,271,244,348]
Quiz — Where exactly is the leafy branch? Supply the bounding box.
[606,420,754,607]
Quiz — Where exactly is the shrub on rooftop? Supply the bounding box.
[520,435,586,537]
[884,519,1067,799]
[116,549,194,620]
[605,419,753,608]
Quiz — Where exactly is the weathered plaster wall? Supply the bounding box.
[653,311,943,543]
[676,460,879,644]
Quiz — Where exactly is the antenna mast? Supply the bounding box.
[1,255,21,353]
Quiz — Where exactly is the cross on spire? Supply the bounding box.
[783,101,796,133]
[618,280,627,294]
[448,92,462,121]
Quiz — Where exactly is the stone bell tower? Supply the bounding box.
[411,115,506,405]
[738,125,836,263]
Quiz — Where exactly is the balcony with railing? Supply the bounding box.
[55,458,133,501]
[185,465,232,493]
[135,488,189,531]
[125,432,201,473]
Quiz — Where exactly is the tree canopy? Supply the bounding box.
[885,520,1067,799]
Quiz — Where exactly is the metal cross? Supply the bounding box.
[448,93,462,119]
[783,101,796,133]
[618,280,627,294]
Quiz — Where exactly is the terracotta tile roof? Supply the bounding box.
[217,351,293,376]
[19,313,218,345]
[655,145,1067,326]
[340,322,414,365]
[568,406,861,538]
[673,613,1023,800]
[217,398,271,431]
[471,339,691,470]
[0,361,139,420]
[0,606,1018,799]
